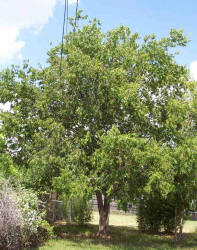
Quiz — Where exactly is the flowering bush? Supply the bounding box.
[0,180,53,249]
[18,188,44,247]
[0,180,23,249]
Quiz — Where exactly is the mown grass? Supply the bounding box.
[33,212,197,250]
[92,212,197,233]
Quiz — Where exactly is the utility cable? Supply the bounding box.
[66,0,69,35]
[59,0,67,79]
[74,0,79,32]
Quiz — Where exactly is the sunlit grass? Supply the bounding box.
[91,211,197,233]
[91,211,138,228]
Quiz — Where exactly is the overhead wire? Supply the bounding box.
[59,0,78,80]
[59,0,68,79]
[66,0,69,35]
[74,0,79,32]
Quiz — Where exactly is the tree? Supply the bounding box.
[0,13,191,235]
[136,87,197,240]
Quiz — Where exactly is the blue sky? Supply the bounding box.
[0,0,197,78]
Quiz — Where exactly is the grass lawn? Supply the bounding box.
[34,212,197,250]
[91,212,197,233]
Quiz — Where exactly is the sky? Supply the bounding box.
[0,0,197,80]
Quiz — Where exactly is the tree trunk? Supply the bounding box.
[178,210,184,241]
[174,207,178,242]
[47,191,57,225]
[96,191,110,236]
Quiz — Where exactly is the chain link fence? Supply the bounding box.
[45,198,197,222]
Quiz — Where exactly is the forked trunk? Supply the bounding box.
[96,191,110,236]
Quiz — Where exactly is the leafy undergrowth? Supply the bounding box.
[33,222,197,250]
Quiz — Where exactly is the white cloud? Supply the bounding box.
[0,0,78,62]
[0,25,25,61]
[190,61,197,81]
[59,0,79,5]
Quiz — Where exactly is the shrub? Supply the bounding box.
[0,181,23,249]
[137,197,162,233]
[62,197,93,224]
[137,195,177,234]
[0,180,53,249]
[37,219,54,242]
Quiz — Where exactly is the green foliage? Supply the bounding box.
[137,195,176,233]
[38,220,54,242]
[137,135,197,235]
[53,167,92,199]
[171,137,197,209]
[21,120,69,192]
[92,126,147,203]
[53,170,93,225]
[62,197,93,225]
[0,134,18,179]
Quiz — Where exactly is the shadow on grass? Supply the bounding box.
[46,222,197,250]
